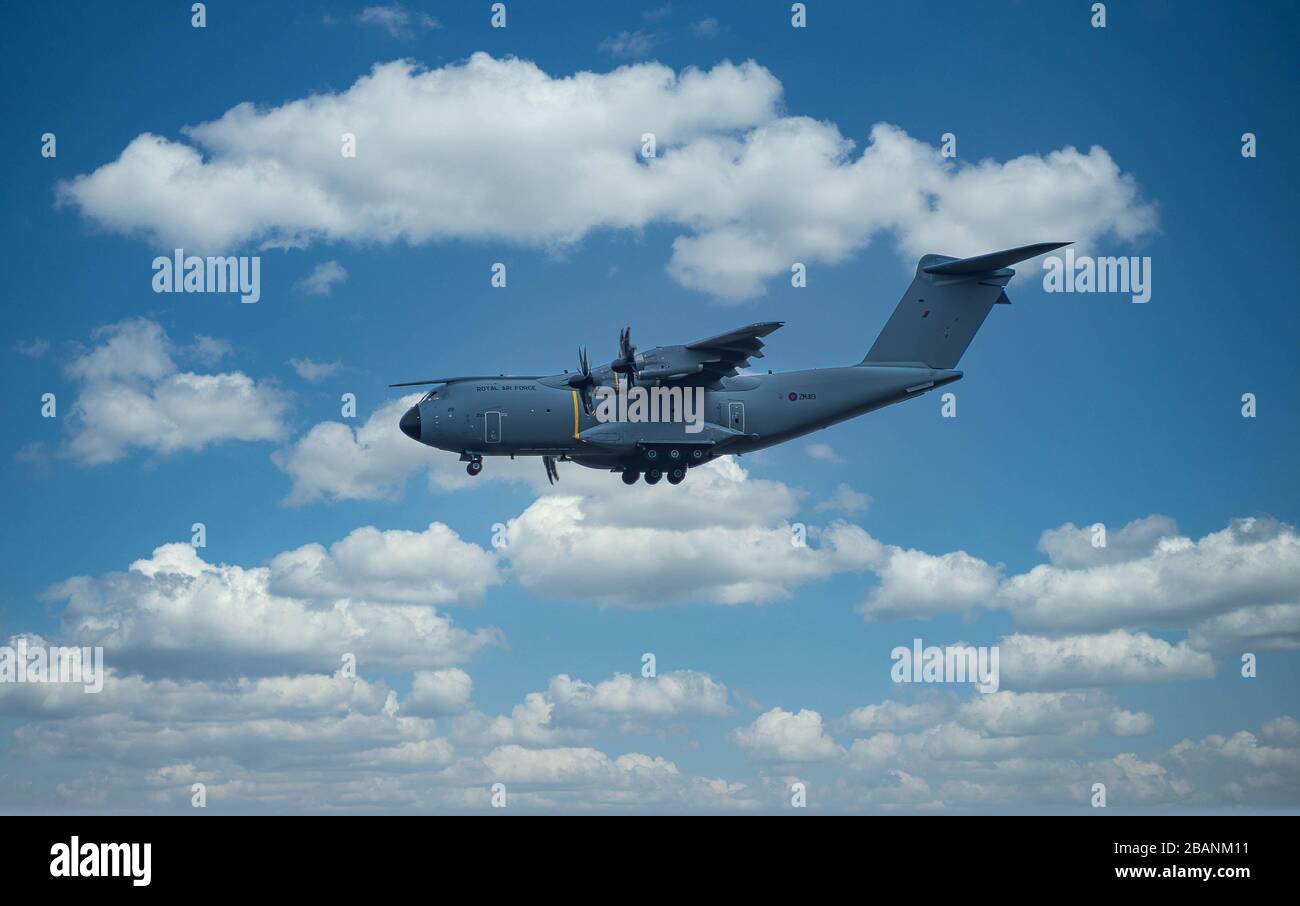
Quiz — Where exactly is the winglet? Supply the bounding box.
[922,242,1072,277]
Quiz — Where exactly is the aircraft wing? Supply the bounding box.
[389,375,542,387]
[667,321,784,383]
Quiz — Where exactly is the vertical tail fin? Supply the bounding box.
[862,242,1071,369]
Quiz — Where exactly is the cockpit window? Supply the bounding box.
[421,390,440,402]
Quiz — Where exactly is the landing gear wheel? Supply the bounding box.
[621,469,640,485]
[644,468,662,485]
[669,448,681,460]
[466,459,483,476]
[667,467,685,485]
[645,448,658,461]
[690,448,704,462]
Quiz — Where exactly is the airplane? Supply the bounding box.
[393,242,1070,486]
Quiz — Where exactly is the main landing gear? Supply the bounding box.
[626,441,707,483]
[627,444,706,487]
[620,465,684,486]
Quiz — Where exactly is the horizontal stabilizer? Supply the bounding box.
[922,241,1071,277]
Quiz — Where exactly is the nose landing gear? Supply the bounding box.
[466,456,483,476]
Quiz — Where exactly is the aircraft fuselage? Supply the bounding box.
[401,363,962,471]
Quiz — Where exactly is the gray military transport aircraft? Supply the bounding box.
[394,242,1069,486]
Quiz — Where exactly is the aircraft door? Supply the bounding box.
[728,401,745,433]
[485,411,501,444]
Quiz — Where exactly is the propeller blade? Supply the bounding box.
[613,327,638,386]
[569,346,596,392]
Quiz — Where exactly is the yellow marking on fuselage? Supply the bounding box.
[571,390,580,439]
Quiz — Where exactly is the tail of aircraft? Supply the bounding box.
[862,242,1071,369]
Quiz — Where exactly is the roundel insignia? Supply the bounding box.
[788,392,797,401]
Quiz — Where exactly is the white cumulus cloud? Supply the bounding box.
[288,357,342,381]
[266,522,502,606]
[997,630,1215,690]
[44,535,502,679]
[58,54,1156,301]
[61,319,288,465]
[502,459,879,606]
[730,707,843,762]
[404,668,473,716]
[295,260,347,296]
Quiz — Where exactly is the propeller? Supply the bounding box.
[611,326,638,387]
[567,346,596,414]
[542,454,559,485]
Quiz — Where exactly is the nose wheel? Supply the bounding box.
[466,456,483,476]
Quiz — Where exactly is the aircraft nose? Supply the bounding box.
[399,405,421,441]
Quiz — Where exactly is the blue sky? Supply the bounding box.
[1,1,1297,812]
